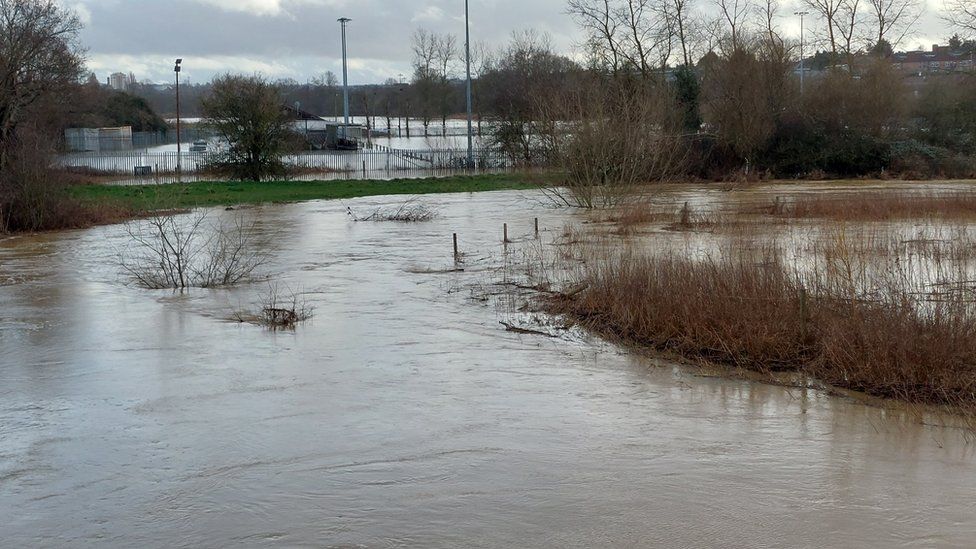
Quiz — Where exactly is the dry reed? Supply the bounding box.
[754,191,976,221]
[546,237,976,410]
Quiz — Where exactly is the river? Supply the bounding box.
[1,190,975,548]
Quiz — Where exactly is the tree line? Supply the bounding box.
[531,0,976,203]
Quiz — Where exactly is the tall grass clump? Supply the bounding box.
[548,240,976,410]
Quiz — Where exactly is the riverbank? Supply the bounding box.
[69,173,546,212]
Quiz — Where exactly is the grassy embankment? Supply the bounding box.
[69,173,544,212]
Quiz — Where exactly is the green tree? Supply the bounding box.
[201,75,295,182]
[673,64,701,132]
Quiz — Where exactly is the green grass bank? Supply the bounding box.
[70,173,546,212]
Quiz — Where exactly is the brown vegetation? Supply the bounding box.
[0,0,99,234]
[347,199,438,222]
[605,200,727,235]
[120,211,265,289]
[235,283,314,329]
[1,133,131,233]
[538,80,692,208]
[546,241,976,409]
[751,191,976,221]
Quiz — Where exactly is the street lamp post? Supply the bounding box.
[464,0,474,170]
[795,11,809,94]
[174,58,183,182]
[338,17,352,139]
[398,73,404,137]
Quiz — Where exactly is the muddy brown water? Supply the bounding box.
[2,189,976,548]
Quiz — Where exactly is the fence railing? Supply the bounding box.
[55,147,541,183]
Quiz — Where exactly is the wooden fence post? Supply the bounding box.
[799,286,809,343]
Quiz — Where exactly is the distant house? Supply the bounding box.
[324,123,366,150]
[892,45,976,74]
[284,105,366,150]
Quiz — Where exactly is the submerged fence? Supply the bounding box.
[55,147,541,183]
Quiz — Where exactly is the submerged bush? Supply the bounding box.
[347,199,438,222]
[120,211,265,289]
[235,283,314,329]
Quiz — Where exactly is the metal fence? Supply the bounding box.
[61,129,218,152]
[55,147,537,183]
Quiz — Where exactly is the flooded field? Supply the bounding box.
[2,187,976,548]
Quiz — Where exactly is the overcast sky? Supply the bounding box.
[68,0,958,85]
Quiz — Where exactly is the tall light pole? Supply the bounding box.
[174,58,183,181]
[338,17,351,138]
[398,73,405,137]
[464,0,474,170]
[795,11,809,95]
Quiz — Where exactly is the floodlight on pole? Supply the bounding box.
[174,59,183,181]
[464,0,474,170]
[338,17,352,137]
[795,12,809,95]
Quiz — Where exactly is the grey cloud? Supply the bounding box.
[74,0,956,84]
[75,0,578,83]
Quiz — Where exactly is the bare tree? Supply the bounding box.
[866,0,922,49]
[668,0,697,65]
[481,31,581,164]
[618,0,656,77]
[541,78,690,207]
[804,0,844,57]
[411,30,439,136]
[836,0,865,64]
[700,16,729,54]
[701,36,796,170]
[0,0,83,171]
[121,211,265,290]
[412,29,439,76]
[411,29,458,137]
[434,33,459,133]
[570,0,685,76]
[435,34,459,78]
[944,0,976,36]
[568,0,624,74]
[0,0,85,232]
[714,0,753,51]
[757,0,783,45]
[471,41,496,135]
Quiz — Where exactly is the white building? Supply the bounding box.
[108,72,132,91]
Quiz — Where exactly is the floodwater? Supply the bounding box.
[2,189,976,548]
